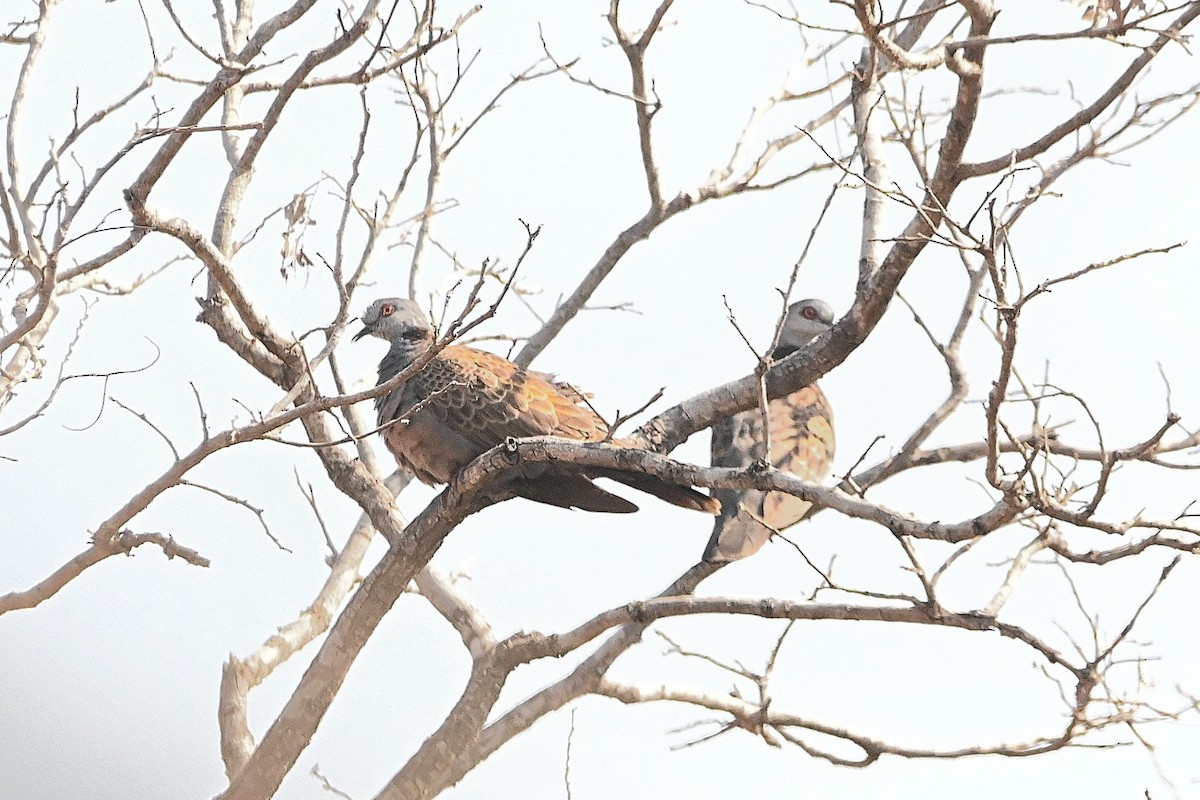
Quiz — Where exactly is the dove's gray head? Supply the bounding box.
[354,298,433,344]
[776,298,834,355]
[354,298,435,382]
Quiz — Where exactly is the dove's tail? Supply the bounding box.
[591,468,720,515]
[513,474,640,513]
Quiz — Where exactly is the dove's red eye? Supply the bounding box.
[381,304,395,316]
[803,306,817,319]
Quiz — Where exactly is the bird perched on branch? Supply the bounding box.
[704,298,836,562]
[355,298,719,515]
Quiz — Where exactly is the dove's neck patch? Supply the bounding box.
[378,337,431,386]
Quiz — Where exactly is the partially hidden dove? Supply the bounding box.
[704,299,836,562]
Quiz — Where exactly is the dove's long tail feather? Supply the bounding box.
[592,469,720,515]
[513,475,640,514]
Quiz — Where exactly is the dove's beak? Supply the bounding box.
[352,325,371,342]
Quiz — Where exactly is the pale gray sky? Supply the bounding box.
[3,1,1200,799]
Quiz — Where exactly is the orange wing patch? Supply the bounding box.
[762,386,835,528]
[409,346,609,446]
